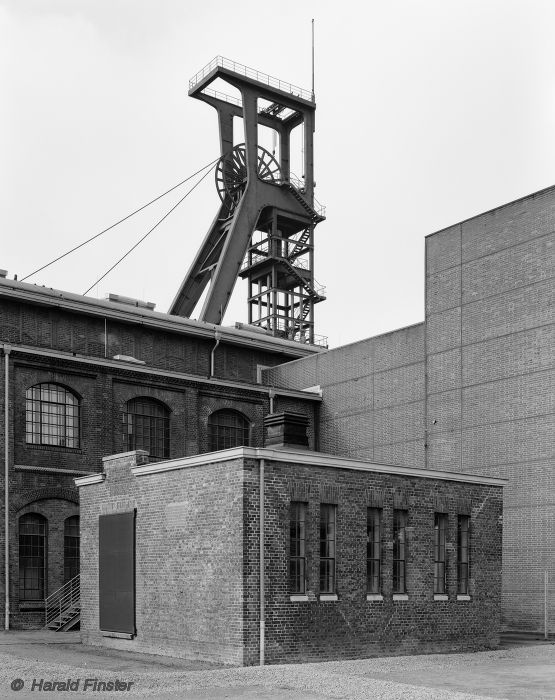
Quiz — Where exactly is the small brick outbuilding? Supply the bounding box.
[76,439,504,665]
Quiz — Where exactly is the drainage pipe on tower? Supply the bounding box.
[3,345,11,630]
[259,457,265,666]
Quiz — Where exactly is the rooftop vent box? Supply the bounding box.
[105,293,155,310]
[234,322,271,335]
[0,270,8,279]
[112,354,146,365]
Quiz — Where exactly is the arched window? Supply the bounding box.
[19,513,47,601]
[25,383,80,448]
[64,515,80,583]
[123,397,170,460]
[208,409,250,451]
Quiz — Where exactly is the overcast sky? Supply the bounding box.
[2,0,555,348]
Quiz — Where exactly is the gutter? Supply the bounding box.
[3,345,11,630]
[0,280,322,358]
[9,344,322,403]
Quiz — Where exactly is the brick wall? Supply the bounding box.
[263,325,426,467]
[245,458,502,664]
[425,187,555,632]
[0,297,305,385]
[1,329,315,629]
[79,451,246,664]
[78,450,503,665]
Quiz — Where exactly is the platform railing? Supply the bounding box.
[189,56,314,102]
[44,574,80,629]
[286,172,326,218]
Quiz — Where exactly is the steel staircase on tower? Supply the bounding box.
[280,258,325,301]
[44,575,80,631]
[281,182,325,222]
[287,227,311,262]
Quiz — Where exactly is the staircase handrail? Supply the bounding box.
[45,574,80,628]
[280,176,326,218]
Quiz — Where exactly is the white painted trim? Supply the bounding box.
[132,448,247,476]
[434,594,449,601]
[101,631,134,639]
[366,594,384,601]
[393,594,409,601]
[101,450,148,463]
[14,464,95,476]
[130,446,507,486]
[457,595,471,601]
[8,345,321,402]
[290,595,309,602]
[74,474,105,487]
[319,594,338,601]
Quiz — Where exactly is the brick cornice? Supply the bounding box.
[12,486,79,512]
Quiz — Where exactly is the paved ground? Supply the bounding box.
[0,631,553,699]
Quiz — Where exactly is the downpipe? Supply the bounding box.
[209,331,222,378]
[3,345,11,630]
[259,458,265,666]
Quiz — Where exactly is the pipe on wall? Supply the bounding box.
[209,330,222,378]
[259,457,265,666]
[3,345,11,630]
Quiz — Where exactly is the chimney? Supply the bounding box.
[264,411,309,450]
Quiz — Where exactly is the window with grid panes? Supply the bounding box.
[319,504,336,594]
[367,508,382,594]
[393,509,407,594]
[434,512,448,594]
[457,515,470,594]
[19,514,47,600]
[122,398,170,461]
[289,502,306,594]
[207,409,249,451]
[25,383,79,448]
[64,515,80,583]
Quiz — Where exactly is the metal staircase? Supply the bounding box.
[287,227,311,262]
[45,575,80,631]
[280,258,325,301]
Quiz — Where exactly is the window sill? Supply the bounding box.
[366,594,383,601]
[101,631,134,639]
[19,601,45,610]
[392,594,408,601]
[457,594,471,601]
[290,594,309,602]
[24,443,82,454]
[434,594,449,601]
[319,594,338,601]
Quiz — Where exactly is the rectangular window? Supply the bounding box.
[366,508,382,594]
[434,512,448,594]
[393,509,407,594]
[319,504,336,594]
[289,502,306,594]
[457,515,470,595]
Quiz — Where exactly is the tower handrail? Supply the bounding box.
[44,574,80,628]
[286,172,326,218]
[197,86,242,108]
[189,56,314,102]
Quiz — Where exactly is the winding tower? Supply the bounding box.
[169,57,326,345]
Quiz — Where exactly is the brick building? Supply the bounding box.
[77,443,503,664]
[0,279,320,629]
[1,182,551,660]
